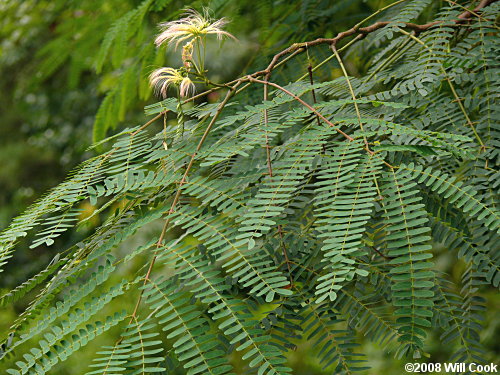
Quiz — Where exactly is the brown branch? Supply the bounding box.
[445,0,497,24]
[247,77,354,141]
[307,65,319,107]
[158,83,241,242]
[132,0,496,138]
[131,111,168,136]
[371,246,393,260]
[456,0,497,20]
[127,83,240,323]
[247,77,397,170]
[307,60,326,155]
[250,0,497,76]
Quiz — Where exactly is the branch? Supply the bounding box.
[246,77,399,169]
[247,77,354,141]
[133,0,496,137]
[331,46,370,151]
[128,83,241,322]
[131,86,222,136]
[396,27,486,150]
[371,246,392,260]
[251,0,497,76]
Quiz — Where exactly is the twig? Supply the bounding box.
[128,83,241,322]
[247,77,354,141]
[396,27,486,150]
[132,0,496,138]
[248,77,396,169]
[371,246,392,260]
[455,0,497,21]
[445,0,497,25]
[305,44,321,127]
[331,45,371,152]
[307,64,319,107]
[297,34,364,82]
[253,0,496,78]
[131,111,169,136]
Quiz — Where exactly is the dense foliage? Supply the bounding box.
[1,0,499,374]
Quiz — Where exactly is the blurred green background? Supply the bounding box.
[1,0,498,373]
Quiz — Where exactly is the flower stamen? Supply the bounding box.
[149,67,195,98]
[154,9,236,49]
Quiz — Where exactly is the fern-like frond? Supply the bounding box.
[6,311,127,375]
[87,318,165,375]
[380,168,435,357]
[142,279,235,375]
[302,303,368,373]
[155,242,292,375]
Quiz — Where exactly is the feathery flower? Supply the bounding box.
[149,67,195,98]
[179,77,196,98]
[154,9,236,48]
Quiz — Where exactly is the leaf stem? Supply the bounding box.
[128,82,241,323]
[396,27,486,150]
[278,225,293,286]
[331,46,371,151]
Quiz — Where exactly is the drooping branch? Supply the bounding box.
[252,0,497,77]
[133,0,496,137]
[128,83,241,322]
[247,77,354,141]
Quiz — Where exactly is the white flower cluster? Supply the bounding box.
[149,9,235,99]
